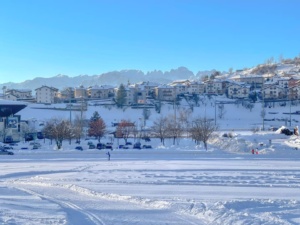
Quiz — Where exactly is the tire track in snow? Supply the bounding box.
[14,187,106,225]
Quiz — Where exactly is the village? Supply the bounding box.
[1,63,300,106]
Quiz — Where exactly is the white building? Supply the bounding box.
[227,82,250,99]
[35,86,59,104]
[4,89,34,102]
[187,81,205,95]
[154,85,176,101]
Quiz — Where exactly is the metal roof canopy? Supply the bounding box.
[0,100,27,117]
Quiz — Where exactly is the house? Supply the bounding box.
[154,85,176,101]
[234,74,265,88]
[4,89,34,102]
[35,86,59,104]
[205,80,223,95]
[56,87,75,102]
[227,82,250,99]
[135,81,159,100]
[87,85,115,99]
[74,86,87,99]
[187,81,205,95]
[262,84,286,100]
[170,81,188,95]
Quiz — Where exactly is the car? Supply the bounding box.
[119,145,129,149]
[33,143,41,147]
[142,137,151,142]
[125,142,132,145]
[97,143,106,149]
[9,143,18,146]
[133,142,141,149]
[0,150,14,155]
[105,144,113,150]
[75,146,83,151]
[4,136,13,143]
[142,144,152,149]
[3,146,13,150]
[88,144,96,149]
[37,132,44,139]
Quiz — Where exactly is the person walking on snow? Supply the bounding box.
[106,151,111,161]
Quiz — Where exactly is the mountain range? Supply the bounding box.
[1,56,300,91]
[0,67,217,90]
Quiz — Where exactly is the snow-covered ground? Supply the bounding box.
[1,98,300,224]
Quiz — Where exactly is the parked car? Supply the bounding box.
[119,145,129,149]
[9,143,18,146]
[88,144,96,149]
[142,137,151,142]
[33,142,41,147]
[4,136,13,143]
[3,146,13,150]
[125,142,132,145]
[97,143,106,149]
[105,144,113,150]
[37,132,44,139]
[142,144,152,149]
[75,146,83,151]
[133,142,141,149]
[0,150,14,155]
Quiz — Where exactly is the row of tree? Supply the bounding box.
[42,110,218,150]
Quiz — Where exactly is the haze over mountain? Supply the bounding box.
[0,67,216,90]
[1,56,300,91]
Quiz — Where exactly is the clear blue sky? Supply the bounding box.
[1,0,299,83]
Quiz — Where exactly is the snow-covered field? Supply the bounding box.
[1,99,300,224]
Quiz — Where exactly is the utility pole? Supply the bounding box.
[69,89,72,124]
[215,101,217,125]
[261,82,265,131]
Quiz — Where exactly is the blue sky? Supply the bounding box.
[0,0,299,83]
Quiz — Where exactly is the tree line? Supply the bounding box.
[42,110,218,150]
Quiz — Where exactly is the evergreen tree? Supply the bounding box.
[115,84,127,107]
[90,111,100,122]
[88,112,106,142]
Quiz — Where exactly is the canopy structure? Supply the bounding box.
[0,100,27,117]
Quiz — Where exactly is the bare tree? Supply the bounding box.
[218,104,226,119]
[142,108,151,126]
[151,116,168,145]
[73,114,85,143]
[43,118,73,149]
[166,116,183,145]
[190,117,218,150]
[116,120,135,143]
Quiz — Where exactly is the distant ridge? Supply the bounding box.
[1,56,300,90]
[0,67,215,90]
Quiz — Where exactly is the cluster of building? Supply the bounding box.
[1,73,300,105]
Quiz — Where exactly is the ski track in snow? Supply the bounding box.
[1,155,300,225]
[13,187,106,225]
